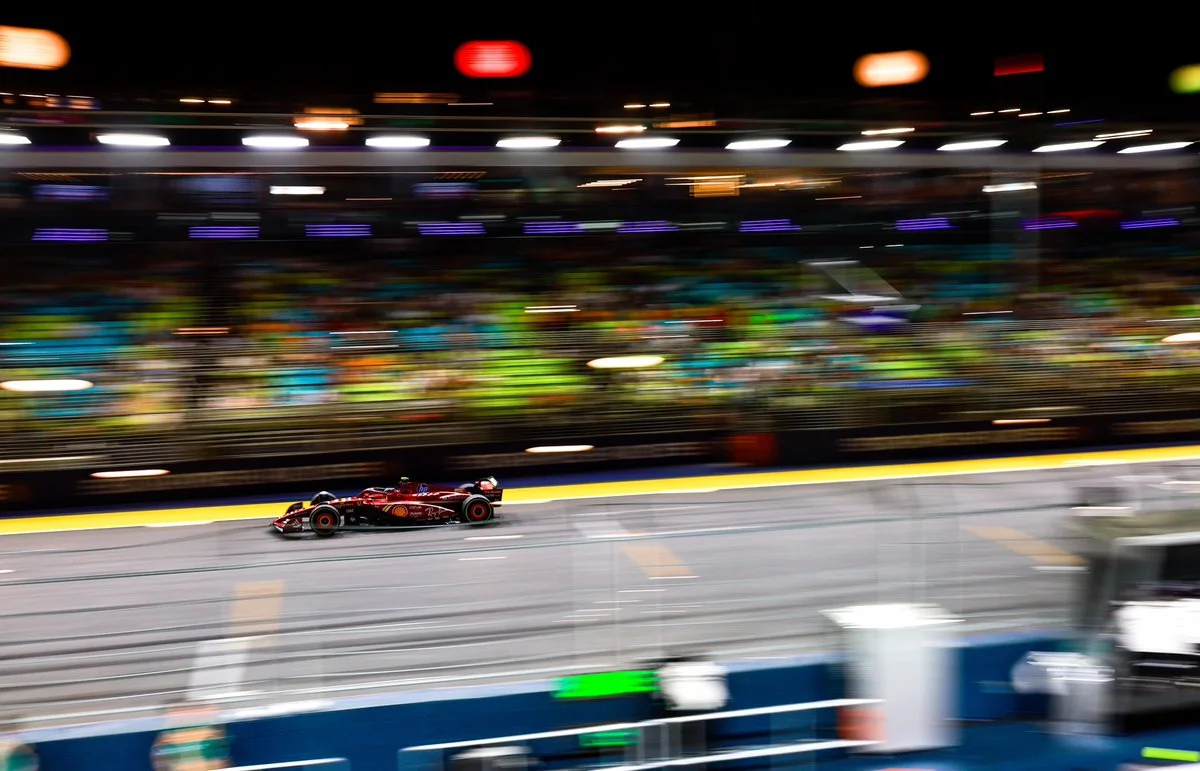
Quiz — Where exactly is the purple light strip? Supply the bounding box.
[739,219,802,233]
[1120,218,1180,230]
[1022,218,1078,230]
[417,222,485,236]
[189,226,260,239]
[35,185,107,200]
[618,221,678,233]
[896,218,952,230]
[306,224,372,238]
[32,228,108,242]
[524,222,583,235]
[1054,119,1104,126]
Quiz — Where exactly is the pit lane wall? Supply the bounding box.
[17,631,1061,771]
[4,409,1200,512]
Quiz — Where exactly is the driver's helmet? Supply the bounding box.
[479,476,497,491]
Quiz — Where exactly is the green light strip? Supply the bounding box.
[1143,747,1200,762]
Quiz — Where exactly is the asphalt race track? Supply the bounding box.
[3,450,1200,729]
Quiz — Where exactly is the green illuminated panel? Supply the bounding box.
[554,670,658,699]
[580,730,639,748]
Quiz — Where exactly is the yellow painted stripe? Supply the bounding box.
[619,542,695,579]
[965,525,1085,566]
[2,443,1199,536]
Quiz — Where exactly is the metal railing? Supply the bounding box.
[400,698,881,771]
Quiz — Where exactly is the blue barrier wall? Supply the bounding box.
[20,631,1067,771]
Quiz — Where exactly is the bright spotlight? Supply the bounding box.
[587,355,665,369]
[726,138,791,150]
[242,136,309,149]
[365,135,431,148]
[96,134,170,147]
[1,379,94,392]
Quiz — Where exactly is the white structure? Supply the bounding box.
[823,603,961,753]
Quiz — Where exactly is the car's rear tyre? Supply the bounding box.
[461,495,494,525]
[310,505,341,538]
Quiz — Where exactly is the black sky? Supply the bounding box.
[1,14,1197,117]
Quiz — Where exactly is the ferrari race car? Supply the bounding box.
[272,476,503,537]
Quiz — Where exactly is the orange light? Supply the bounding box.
[853,50,929,88]
[297,107,361,130]
[374,92,459,104]
[455,41,532,78]
[0,26,70,70]
[295,118,350,131]
[655,120,717,128]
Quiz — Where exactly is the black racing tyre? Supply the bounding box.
[312,491,337,505]
[461,495,494,525]
[310,505,341,538]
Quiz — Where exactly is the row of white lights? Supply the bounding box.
[0,132,1193,154]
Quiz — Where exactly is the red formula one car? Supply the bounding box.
[272,476,503,537]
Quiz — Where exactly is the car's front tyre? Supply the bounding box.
[310,505,341,538]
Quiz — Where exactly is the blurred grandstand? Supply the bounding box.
[0,138,1196,486]
[4,226,1200,474]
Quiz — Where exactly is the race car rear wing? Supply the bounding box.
[466,475,503,502]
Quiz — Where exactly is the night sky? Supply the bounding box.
[1,14,1196,118]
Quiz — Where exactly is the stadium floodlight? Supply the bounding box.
[1095,130,1152,140]
[525,445,595,454]
[615,137,679,149]
[938,139,1007,151]
[1032,140,1104,152]
[365,135,430,148]
[496,136,561,149]
[96,133,170,147]
[726,138,791,150]
[983,182,1037,193]
[838,140,904,151]
[0,133,31,145]
[1118,141,1194,154]
[861,127,914,136]
[242,135,309,148]
[90,469,171,479]
[270,186,325,196]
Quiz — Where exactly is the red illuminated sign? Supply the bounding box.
[455,41,532,78]
[995,53,1044,76]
